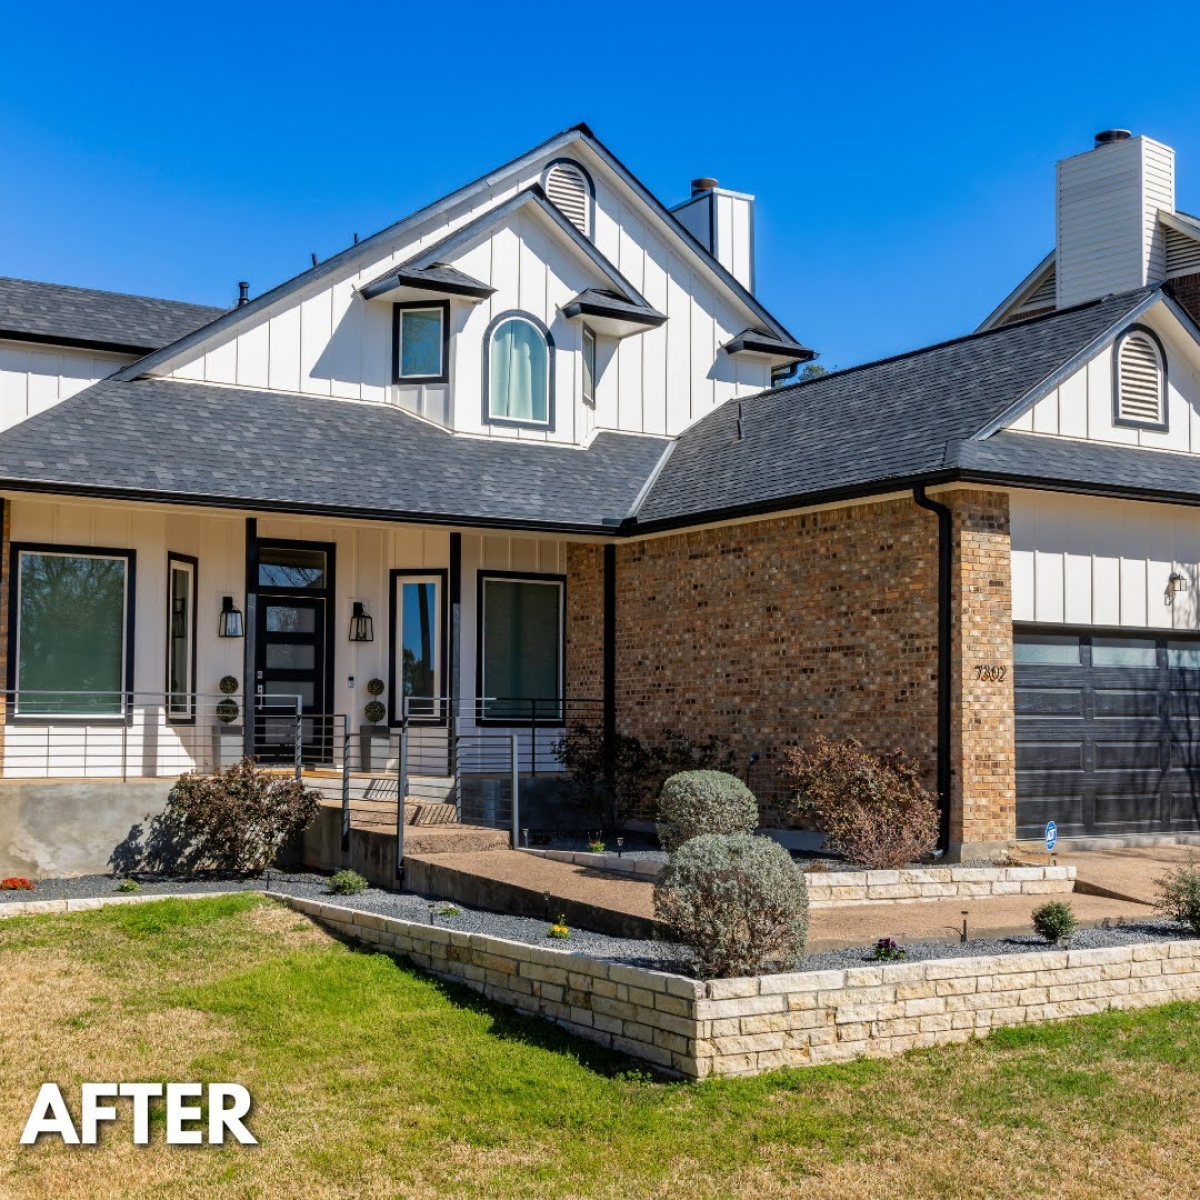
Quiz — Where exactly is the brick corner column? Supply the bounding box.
[946,488,1016,857]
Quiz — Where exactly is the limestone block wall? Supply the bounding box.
[805,865,1075,907]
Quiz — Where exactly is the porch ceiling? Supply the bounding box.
[0,376,669,533]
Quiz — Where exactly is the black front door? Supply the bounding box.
[254,596,328,764]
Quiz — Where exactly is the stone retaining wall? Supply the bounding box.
[516,853,1075,908]
[278,893,1200,1081]
[805,865,1075,908]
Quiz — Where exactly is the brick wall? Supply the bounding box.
[947,490,1016,851]
[612,499,941,821]
[564,491,1020,847]
[1168,273,1200,328]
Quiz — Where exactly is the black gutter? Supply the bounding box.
[0,328,161,356]
[912,486,952,855]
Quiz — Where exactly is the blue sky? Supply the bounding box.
[2,1,1198,369]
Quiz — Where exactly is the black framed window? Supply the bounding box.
[390,570,447,721]
[477,572,564,721]
[258,545,327,590]
[10,544,135,716]
[393,300,449,384]
[483,310,555,430]
[582,325,597,405]
[167,553,198,721]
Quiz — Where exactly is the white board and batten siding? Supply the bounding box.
[1056,136,1175,309]
[0,341,131,434]
[1011,491,1200,631]
[161,142,769,443]
[1006,304,1200,452]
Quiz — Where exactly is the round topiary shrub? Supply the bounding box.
[1032,900,1078,944]
[363,699,386,724]
[366,678,385,697]
[215,697,240,724]
[656,770,758,852]
[218,675,239,694]
[653,832,809,978]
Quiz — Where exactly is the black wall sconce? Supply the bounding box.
[349,601,374,643]
[1168,572,1190,606]
[218,595,244,638]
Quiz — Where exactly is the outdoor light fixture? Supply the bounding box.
[1170,572,1189,595]
[349,601,374,643]
[171,596,188,639]
[218,596,244,638]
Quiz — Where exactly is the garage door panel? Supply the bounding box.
[1015,630,1200,839]
[1015,794,1087,839]
[1016,688,1083,717]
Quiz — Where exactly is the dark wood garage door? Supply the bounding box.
[1015,630,1200,839]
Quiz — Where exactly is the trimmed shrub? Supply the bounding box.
[328,869,368,896]
[115,878,141,893]
[781,736,939,869]
[656,770,758,852]
[1032,900,1077,944]
[166,758,322,873]
[1156,857,1200,935]
[363,700,386,724]
[653,832,809,977]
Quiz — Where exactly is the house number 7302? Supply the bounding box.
[974,665,1007,682]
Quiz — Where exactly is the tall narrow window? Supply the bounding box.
[14,547,132,715]
[487,316,550,426]
[1115,327,1167,428]
[393,302,448,383]
[582,326,596,405]
[392,573,443,720]
[479,575,563,721]
[167,555,197,720]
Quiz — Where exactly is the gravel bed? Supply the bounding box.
[7,871,1195,978]
[540,834,666,864]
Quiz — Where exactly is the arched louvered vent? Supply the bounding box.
[1116,329,1166,427]
[543,161,592,238]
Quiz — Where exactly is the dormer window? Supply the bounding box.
[1114,326,1167,429]
[542,160,593,239]
[485,312,554,428]
[393,301,449,384]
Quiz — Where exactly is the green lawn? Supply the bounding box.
[2,894,1198,1198]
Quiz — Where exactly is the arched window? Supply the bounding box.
[1115,327,1167,428]
[487,315,552,426]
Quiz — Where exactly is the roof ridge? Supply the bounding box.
[761,288,1156,402]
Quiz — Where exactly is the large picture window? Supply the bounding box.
[478,574,563,721]
[486,313,553,427]
[12,546,133,715]
[390,571,445,721]
[167,554,197,720]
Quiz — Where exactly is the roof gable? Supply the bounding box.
[114,125,795,383]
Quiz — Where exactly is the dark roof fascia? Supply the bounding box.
[970,288,1163,440]
[722,328,815,361]
[0,474,622,538]
[112,126,590,382]
[580,128,799,345]
[0,328,153,356]
[561,294,666,327]
[622,469,961,536]
[951,463,1200,511]
[361,186,652,309]
[380,266,495,299]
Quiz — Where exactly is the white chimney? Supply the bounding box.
[671,178,756,292]
[1056,130,1175,309]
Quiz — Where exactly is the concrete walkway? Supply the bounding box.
[1066,845,1197,906]
[401,846,1159,950]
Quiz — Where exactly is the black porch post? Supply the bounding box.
[242,518,258,760]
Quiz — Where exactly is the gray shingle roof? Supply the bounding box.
[0,377,668,532]
[634,289,1159,527]
[0,276,228,354]
[949,430,1200,502]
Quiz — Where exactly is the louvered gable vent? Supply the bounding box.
[543,161,592,238]
[1166,226,1200,277]
[1116,330,1166,426]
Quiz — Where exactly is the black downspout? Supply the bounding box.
[913,486,952,855]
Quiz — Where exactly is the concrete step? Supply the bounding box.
[404,825,511,856]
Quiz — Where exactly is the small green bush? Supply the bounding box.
[1032,900,1078,944]
[328,869,369,896]
[363,700,386,724]
[115,878,141,893]
[218,675,240,694]
[653,832,809,977]
[366,678,386,697]
[1156,857,1200,934]
[656,770,758,852]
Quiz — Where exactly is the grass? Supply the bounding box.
[2,896,1200,1198]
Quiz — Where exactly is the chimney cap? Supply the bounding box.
[691,176,719,195]
[1095,129,1133,147]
